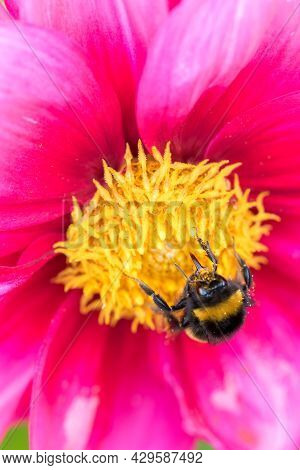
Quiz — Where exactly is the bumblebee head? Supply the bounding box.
[188,252,235,306]
[198,274,227,293]
[190,273,229,305]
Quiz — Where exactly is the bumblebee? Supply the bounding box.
[132,238,252,344]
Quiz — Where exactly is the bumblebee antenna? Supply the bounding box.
[174,263,188,279]
[190,253,204,272]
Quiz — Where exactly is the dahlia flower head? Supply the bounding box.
[0,0,300,450]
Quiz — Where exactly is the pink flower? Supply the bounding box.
[1,0,300,450]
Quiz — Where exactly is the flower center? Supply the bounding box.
[54,142,279,332]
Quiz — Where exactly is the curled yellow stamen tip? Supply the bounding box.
[54,143,278,331]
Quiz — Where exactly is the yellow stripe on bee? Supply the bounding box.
[193,290,243,322]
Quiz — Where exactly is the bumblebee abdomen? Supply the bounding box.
[186,289,246,343]
[187,305,246,344]
[193,289,244,322]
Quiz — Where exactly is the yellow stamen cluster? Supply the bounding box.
[54,142,279,332]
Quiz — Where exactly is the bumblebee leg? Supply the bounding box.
[234,251,252,289]
[172,297,188,311]
[197,237,218,273]
[131,278,183,330]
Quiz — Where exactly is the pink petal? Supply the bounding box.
[198,2,300,155]
[0,258,65,440]
[137,0,283,155]
[0,233,59,296]
[0,201,71,232]
[168,0,181,8]
[96,327,192,450]
[0,218,61,258]
[0,4,13,22]
[10,0,169,144]
[205,93,300,213]
[166,271,300,449]
[4,1,19,17]
[263,216,300,284]
[0,22,124,222]
[30,293,192,450]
